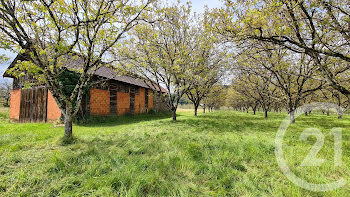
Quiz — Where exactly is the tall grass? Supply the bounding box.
[0,107,349,196]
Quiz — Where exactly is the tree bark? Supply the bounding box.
[290,110,295,123]
[64,104,74,138]
[194,104,198,116]
[64,114,73,138]
[172,109,177,121]
[337,107,343,119]
[305,111,308,116]
[264,110,268,118]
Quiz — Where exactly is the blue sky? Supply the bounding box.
[171,0,223,13]
[0,49,16,82]
[0,0,224,82]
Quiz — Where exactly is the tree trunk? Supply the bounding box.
[194,104,198,116]
[5,97,10,106]
[337,107,343,119]
[172,109,177,121]
[305,111,308,116]
[327,110,330,116]
[253,109,256,115]
[64,114,73,138]
[264,110,268,118]
[203,106,206,113]
[290,110,295,123]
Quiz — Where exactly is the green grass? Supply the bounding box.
[0,107,349,196]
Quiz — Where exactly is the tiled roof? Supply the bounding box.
[4,53,167,93]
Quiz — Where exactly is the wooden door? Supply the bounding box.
[19,87,48,122]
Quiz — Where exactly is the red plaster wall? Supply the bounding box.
[90,88,110,115]
[117,92,130,115]
[47,91,62,121]
[9,89,21,120]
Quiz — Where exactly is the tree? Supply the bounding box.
[237,46,323,123]
[313,87,349,118]
[0,78,11,107]
[186,14,228,116]
[225,86,246,111]
[231,76,259,114]
[118,2,196,121]
[216,0,350,99]
[232,70,277,118]
[204,85,227,112]
[0,0,151,138]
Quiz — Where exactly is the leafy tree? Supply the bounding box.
[0,0,151,138]
[232,70,277,118]
[204,85,227,112]
[186,13,228,116]
[216,0,350,99]
[312,87,349,118]
[118,2,196,120]
[0,78,11,107]
[225,86,248,112]
[236,45,323,123]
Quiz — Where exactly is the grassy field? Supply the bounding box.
[0,107,349,196]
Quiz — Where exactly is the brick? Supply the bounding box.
[117,92,130,115]
[9,89,21,120]
[47,91,62,121]
[90,88,110,115]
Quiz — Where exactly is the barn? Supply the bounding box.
[3,54,168,122]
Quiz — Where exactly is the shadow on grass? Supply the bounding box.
[174,111,287,134]
[58,136,80,146]
[75,112,174,128]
